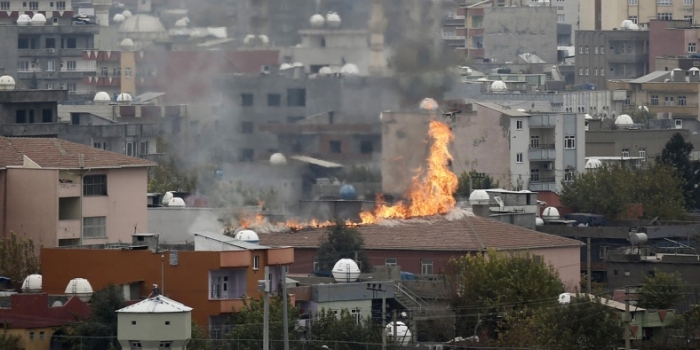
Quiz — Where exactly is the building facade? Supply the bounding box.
[575,29,650,87]
[580,0,700,30]
[648,19,699,71]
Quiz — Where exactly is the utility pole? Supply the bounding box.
[261,266,270,350]
[624,285,631,350]
[392,310,397,346]
[367,283,387,350]
[281,266,290,350]
[587,237,592,293]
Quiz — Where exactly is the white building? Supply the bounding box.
[117,293,193,350]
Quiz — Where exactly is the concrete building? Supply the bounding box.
[648,19,699,71]
[483,6,558,64]
[41,233,295,332]
[655,55,700,70]
[117,294,192,350]
[0,2,100,100]
[575,28,650,87]
[381,102,586,194]
[0,293,90,350]
[0,81,66,124]
[0,137,153,248]
[607,69,700,120]
[586,126,700,161]
[580,0,700,31]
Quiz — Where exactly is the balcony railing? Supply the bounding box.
[529,143,555,149]
[530,176,555,184]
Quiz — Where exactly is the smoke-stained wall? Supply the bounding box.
[484,6,558,64]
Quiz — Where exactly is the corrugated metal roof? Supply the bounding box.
[194,231,270,250]
[290,155,343,168]
[117,295,192,313]
[628,70,671,84]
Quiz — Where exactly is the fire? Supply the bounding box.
[239,214,265,229]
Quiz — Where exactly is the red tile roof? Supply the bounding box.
[0,137,154,169]
[0,293,90,329]
[258,212,582,251]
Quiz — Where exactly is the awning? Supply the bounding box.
[290,155,343,168]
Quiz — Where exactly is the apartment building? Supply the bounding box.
[648,19,700,70]
[575,29,650,86]
[581,0,700,30]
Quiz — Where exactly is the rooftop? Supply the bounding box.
[0,137,154,169]
[117,295,192,314]
[194,231,270,250]
[258,209,582,251]
[476,102,531,117]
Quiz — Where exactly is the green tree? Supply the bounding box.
[66,284,125,350]
[0,232,40,290]
[186,321,210,350]
[657,132,699,209]
[0,328,22,350]
[443,249,563,339]
[227,296,301,350]
[306,308,385,350]
[639,269,684,309]
[147,137,198,194]
[455,171,498,198]
[316,223,370,272]
[498,294,621,350]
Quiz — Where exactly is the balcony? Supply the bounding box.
[529,144,556,161]
[267,247,294,265]
[219,250,252,268]
[529,177,557,192]
[215,298,246,314]
[529,114,557,128]
[58,181,81,197]
[57,219,81,240]
[443,17,466,27]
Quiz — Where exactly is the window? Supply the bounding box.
[39,331,45,340]
[139,141,149,156]
[628,0,638,4]
[29,332,35,340]
[18,61,29,72]
[600,46,604,54]
[29,1,37,10]
[585,68,589,76]
[530,168,540,182]
[126,141,135,157]
[360,140,373,154]
[47,60,56,72]
[165,321,170,325]
[564,136,575,149]
[622,148,630,157]
[629,16,638,24]
[240,93,254,106]
[516,119,523,130]
[578,68,583,76]
[516,153,523,163]
[421,259,433,275]
[130,341,142,349]
[287,88,306,107]
[42,109,52,123]
[594,68,598,76]
[689,43,697,53]
[313,257,319,271]
[83,217,106,239]
[599,246,610,259]
[657,0,673,5]
[557,14,564,23]
[657,13,673,20]
[594,46,598,54]
[532,255,544,264]
[210,275,228,299]
[579,46,583,54]
[675,119,683,128]
[253,255,259,270]
[125,67,132,77]
[241,121,254,134]
[159,341,172,349]
[239,148,254,162]
[685,15,694,22]
[665,96,675,106]
[66,60,76,71]
[385,258,397,266]
[350,308,361,325]
[639,149,646,161]
[0,2,9,10]
[678,96,687,106]
[585,46,589,54]
[330,140,341,154]
[267,93,281,106]
[15,110,27,124]
[685,0,693,5]
[113,67,121,76]
[28,110,35,123]
[101,67,108,77]
[530,135,540,148]
[564,168,574,181]
[651,95,659,106]
[56,1,65,10]
[83,174,107,196]
[67,83,76,92]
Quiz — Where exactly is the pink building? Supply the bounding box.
[0,137,153,249]
[649,20,699,71]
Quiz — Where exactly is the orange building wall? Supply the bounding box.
[120,51,136,95]
[5,168,59,248]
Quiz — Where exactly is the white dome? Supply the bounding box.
[332,259,361,282]
[535,217,545,226]
[419,98,439,111]
[174,18,188,27]
[270,153,287,165]
[558,292,572,304]
[490,80,507,92]
[93,91,111,102]
[113,13,125,23]
[638,105,649,112]
[585,158,603,169]
[584,114,593,120]
[244,34,256,44]
[120,38,134,50]
[292,62,305,68]
[469,189,490,205]
[477,77,488,81]
[517,108,526,112]
[259,35,269,45]
[17,14,31,25]
[385,322,412,346]
[341,63,359,75]
[326,12,341,28]
[118,14,167,35]
[30,13,46,25]
[620,19,639,30]
[310,14,325,28]
[280,63,292,71]
[0,75,16,90]
[21,274,42,293]
[65,278,94,303]
[614,114,634,126]
[122,10,133,18]
[318,66,332,75]
[542,207,560,222]
[116,92,133,102]
[690,67,700,72]
[235,229,260,243]
[167,197,186,207]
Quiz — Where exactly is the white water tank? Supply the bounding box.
[332,259,360,282]
[340,63,359,75]
[21,274,42,293]
[558,292,572,304]
[0,75,16,90]
[614,114,634,126]
[469,190,490,205]
[17,14,31,25]
[542,207,560,222]
[385,321,412,346]
[585,158,602,169]
[270,153,287,165]
[116,92,133,102]
[30,13,46,25]
[535,217,545,226]
[318,66,332,75]
[65,278,94,302]
[326,12,341,28]
[235,230,260,243]
[310,14,325,28]
[629,232,648,245]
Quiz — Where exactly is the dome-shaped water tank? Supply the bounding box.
[17,14,31,25]
[65,278,94,303]
[614,114,634,126]
[113,13,125,23]
[235,229,260,243]
[584,114,593,120]
[690,67,700,73]
[94,91,111,103]
[122,10,133,18]
[280,63,292,71]
[419,97,439,111]
[620,19,639,30]
[0,75,16,91]
[116,92,133,102]
[21,274,42,293]
[469,189,490,205]
[340,63,359,75]
[332,259,360,282]
[120,38,134,50]
[477,77,488,81]
[340,184,357,200]
[310,14,325,28]
[270,153,287,165]
[31,13,46,25]
[490,80,507,92]
[517,108,526,112]
[558,292,572,304]
[385,322,412,346]
[174,17,188,27]
[292,62,305,68]
[259,35,269,45]
[629,232,648,245]
[542,207,560,222]
[535,217,545,226]
[326,12,341,28]
[244,34,256,44]
[585,158,603,169]
[318,66,332,75]
[168,197,186,207]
